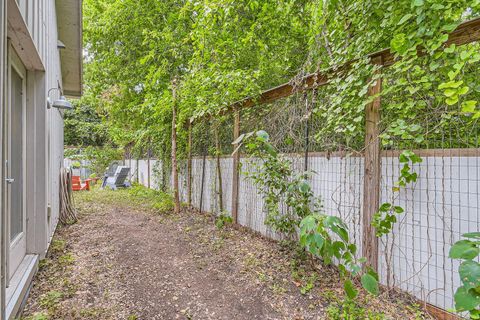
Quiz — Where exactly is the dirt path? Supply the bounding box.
[22,189,428,320]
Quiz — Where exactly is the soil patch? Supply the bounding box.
[22,188,430,320]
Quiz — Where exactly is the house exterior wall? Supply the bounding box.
[0,1,6,317]
[11,0,64,261]
[1,1,80,319]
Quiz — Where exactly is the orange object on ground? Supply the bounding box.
[72,176,91,191]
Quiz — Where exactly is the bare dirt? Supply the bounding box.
[21,188,429,320]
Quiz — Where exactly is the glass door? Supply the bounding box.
[6,47,26,280]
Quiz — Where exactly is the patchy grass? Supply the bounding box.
[22,185,431,319]
[74,184,174,216]
[20,234,76,319]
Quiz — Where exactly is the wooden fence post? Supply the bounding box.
[362,57,383,272]
[147,148,151,189]
[129,154,132,181]
[214,126,224,212]
[199,148,207,213]
[231,109,241,223]
[303,92,311,172]
[136,158,139,183]
[187,122,193,207]
[171,78,180,214]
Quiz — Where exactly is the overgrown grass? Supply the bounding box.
[74,184,174,215]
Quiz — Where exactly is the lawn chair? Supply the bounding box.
[103,166,131,190]
[72,176,91,191]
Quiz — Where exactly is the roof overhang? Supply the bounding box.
[7,0,44,71]
[56,0,83,98]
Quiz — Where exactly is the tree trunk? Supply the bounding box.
[187,122,192,207]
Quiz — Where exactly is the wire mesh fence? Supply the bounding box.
[128,25,480,315]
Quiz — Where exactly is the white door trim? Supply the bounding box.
[6,45,27,281]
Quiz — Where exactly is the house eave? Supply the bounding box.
[7,0,44,71]
[56,0,83,98]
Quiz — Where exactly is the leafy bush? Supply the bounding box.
[239,130,320,237]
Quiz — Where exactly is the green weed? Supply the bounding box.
[300,273,318,295]
[215,213,233,229]
[21,313,49,320]
[58,253,75,266]
[39,291,63,310]
[326,299,385,320]
[49,239,66,254]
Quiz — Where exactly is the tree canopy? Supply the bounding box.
[78,0,480,157]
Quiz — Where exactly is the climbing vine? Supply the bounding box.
[238,130,379,297]
[81,0,480,316]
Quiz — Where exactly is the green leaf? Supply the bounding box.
[454,286,480,311]
[366,267,379,281]
[471,309,480,319]
[256,130,269,142]
[393,206,404,214]
[442,24,458,32]
[449,240,480,260]
[443,89,456,97]
[263,143,277,157]
[348,244,357,255]
[299,234,308,247]
[361,274,379,295]
[300,216,317,232]
[298,180,311,193]
[313,233,325,251]
[459,261,480,290]
[462,101,477,113]
[460,50,470,61]
[397,14,412,25]
[463,232,480,239]
[445,44,456,54]
[344,279,358,299]
[324,216,349,242]
[445,96,459,106]
[438,80,463,90]
[412,0,423,6]
[431,3,444,9]
[429,61,440,71]
[399,153,409,163]
[390,34,406,54]
[458,86,469,95]
[379,203,392,211]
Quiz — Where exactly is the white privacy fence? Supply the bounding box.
[133,150,479,313]
[63,159,92,180]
